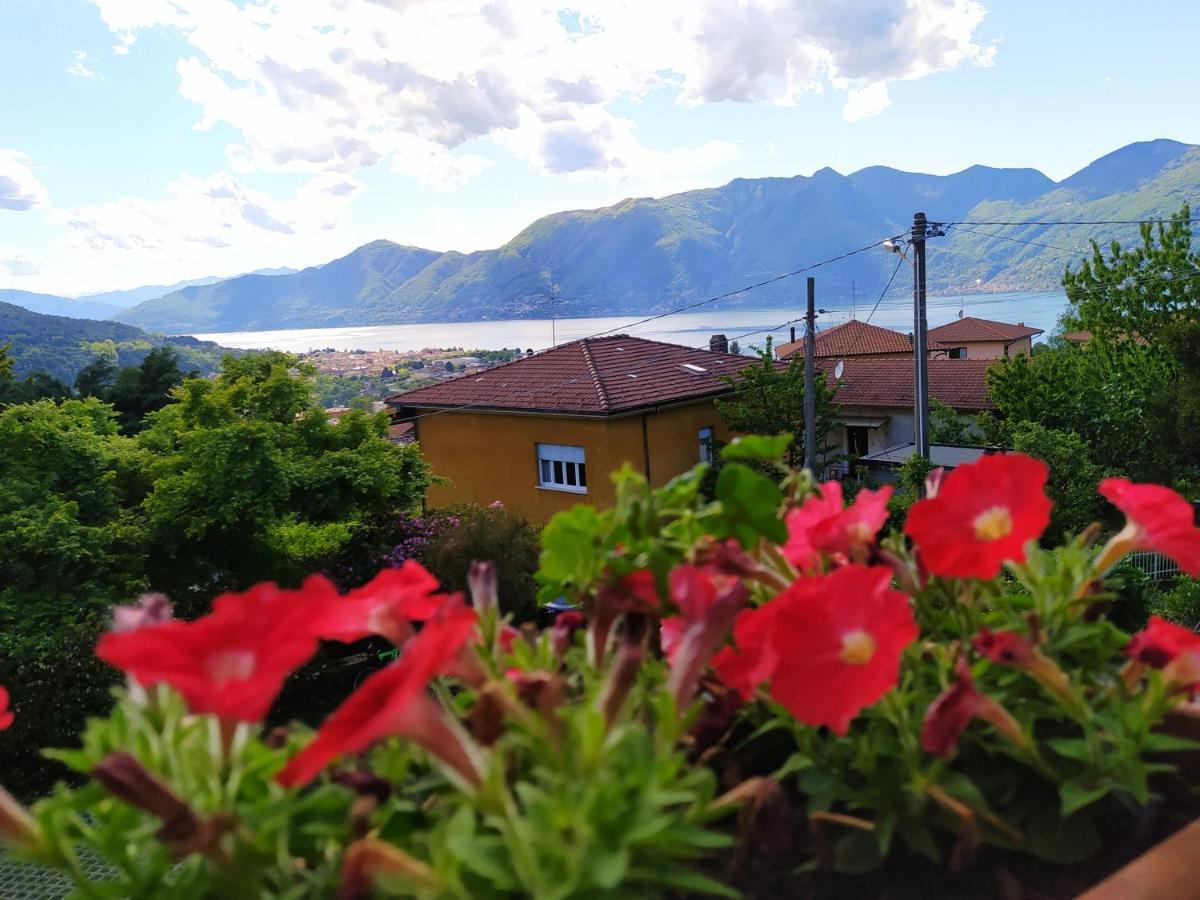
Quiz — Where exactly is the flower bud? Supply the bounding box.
[0,786,40,851]
[467,561,498,616]
[111,593,174,634]
[339,837,440,900]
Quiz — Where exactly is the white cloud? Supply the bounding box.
[0,150,48,211]
[67,50,98,79]
[37,170,362,291]
[87,0,995,183]
[842,82,891,122]
[0,248,40,277]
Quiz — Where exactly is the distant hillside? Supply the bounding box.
[79,267,300,309]
[0,289,122,320]
[99,139,1200,332]
[0,301,235,384]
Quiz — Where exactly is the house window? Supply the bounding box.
[948,347,968,359]
[536,443,587,493]
[846,426,870,458]
[699,426,715,463]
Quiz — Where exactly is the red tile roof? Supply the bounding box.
[818,358,995,411]
[928,316,1043,344]
[776,319,916,359]
[388,335,756,416]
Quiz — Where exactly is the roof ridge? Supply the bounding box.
[579,339,612,411]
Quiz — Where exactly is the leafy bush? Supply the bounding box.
[1150,577,1200,629]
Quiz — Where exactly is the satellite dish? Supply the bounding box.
[834,360,845,379]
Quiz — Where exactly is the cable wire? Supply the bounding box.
[864,254,908,325]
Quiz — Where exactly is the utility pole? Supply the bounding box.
[804,276,817,472]
[912,212,930,461]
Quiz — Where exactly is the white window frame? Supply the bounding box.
[698,426,715,463]
[536,443,588,493]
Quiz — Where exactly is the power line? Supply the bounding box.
[946,224,1085,255]
[864,254,907,325]
[586,235,904,339]
[947,217,1198,227]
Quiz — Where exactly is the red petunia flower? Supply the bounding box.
[921,657,1024,757]
[711,603,781,701]
[1096,479,1200,578]
[712,566,917,734]
[1126,616,1200,687]
[277,597,481,789]
[904,453,1052,579]
[309,562,447,646]
[0,687,13,730]
[781,482,846,571]
[660,565,747,711]
[783,482,893,571]
[98,581,326,723]
[550,610,586,659]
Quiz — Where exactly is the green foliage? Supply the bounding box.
[139,354,430,598]
[1006,423,1112,543]
[419,505,542,623]
[715,338,838,470]
[928,398,980,446]
[0,300,232,386]
[988,206,1200,486]
[1150,577,1200,629]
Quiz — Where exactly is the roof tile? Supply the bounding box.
[819,358,995,411]
[388,335,755,415]
[927,316,1043,344]
[776,319,915,359]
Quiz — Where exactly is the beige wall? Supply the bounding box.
[413,399,731,522]
[933,337,1033,360]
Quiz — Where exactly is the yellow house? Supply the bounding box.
[388,336,751,521]
[927,317,1043,359]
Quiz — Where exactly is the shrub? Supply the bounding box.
[1150,576,1200,629]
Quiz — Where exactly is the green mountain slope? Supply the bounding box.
[0,289,122,320]
[113,139,1200,331]
[0,302,233,384]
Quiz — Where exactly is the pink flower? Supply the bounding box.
[309,562,447,646]
[783,482,892,571]
[921,657,1025,757]
[660,565,747,712]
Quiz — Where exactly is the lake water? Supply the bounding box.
[194,290,1069,353]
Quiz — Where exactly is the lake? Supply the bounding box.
[194,290,1069,353]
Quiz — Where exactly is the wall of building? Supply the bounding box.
[411,399,730,522]
[939,338,1032,360]
[830,407,913,457]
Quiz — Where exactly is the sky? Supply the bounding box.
[1,0,1198,297]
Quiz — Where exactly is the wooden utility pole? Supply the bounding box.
[912,212,930,460]
[803,276,817,472]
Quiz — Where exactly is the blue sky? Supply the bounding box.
[1,0,1198,296]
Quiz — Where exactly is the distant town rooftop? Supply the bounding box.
[818,357,996,410]
[928,316,1043,344]
[387,335,755,417]
[775,319,921,359]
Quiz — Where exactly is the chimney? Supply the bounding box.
[790,326,796,343]
[709,334,729,353]
[907,332,914,345]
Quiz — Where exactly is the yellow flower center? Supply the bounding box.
[973,506,1013,541]
[846,521,873,544]
[839,630,876,665]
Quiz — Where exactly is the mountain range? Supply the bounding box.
[4,139,1197,334]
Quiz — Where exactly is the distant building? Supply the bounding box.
[775,319,919,360]
[818,357,996,470]
[388,336,753,521]
[927,317,1043,359]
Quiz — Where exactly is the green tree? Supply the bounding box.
[74,355,118,399]
[109,346,190,433]
[1007,422,1111,543]
[715,337,839,470]
[138,353,431,600]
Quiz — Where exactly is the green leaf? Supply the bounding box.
[1059,781,1111,817]
[537,503,604,599]
[720,434,793,464]
[1023,809,1101,864]
[627,866,740,898]
[587,848,630,889]
[713,463,786,546]
[834,829,885,874]
[1142,732,1200,753]
[1047,738,1092,761]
